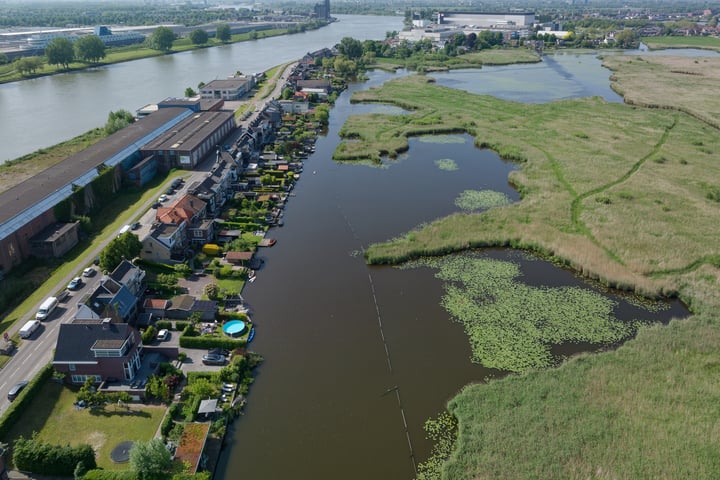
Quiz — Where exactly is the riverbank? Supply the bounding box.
[0,23,320,86]
[335,53,720,477]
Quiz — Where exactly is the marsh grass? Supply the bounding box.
[341,54,720,478]
[454,190,511,211]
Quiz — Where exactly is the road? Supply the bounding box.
[0,59,298,416]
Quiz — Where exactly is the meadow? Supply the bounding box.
[336,52,720,478]
[641,35,720,51]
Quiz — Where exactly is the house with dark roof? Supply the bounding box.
[140,223,187,264]
[109,259,146,297]
[76,276,142,324]
[166,294,218,321]
[53,318,143,384]
[187,154,238,215]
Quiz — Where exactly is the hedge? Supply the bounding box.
[186,371,221,384]
[0,363,54,439]
[174,321,190,332]
[179,335,246,350]
[141,325,157,344]
[217,311,249,322]
[13,436,96,476]
[83,469,138,480]
[156,320,173,331]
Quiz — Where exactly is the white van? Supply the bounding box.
[35,296,58,321]
[19,320,40,339]
[118,225,131,236]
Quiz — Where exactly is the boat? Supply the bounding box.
[247,326,255,343]
[259,238,277,247]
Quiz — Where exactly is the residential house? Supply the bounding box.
[53,318,143,384]
[143,298,169,318]
[141,223,187,264]
[109,259,146,297]
[76,276,141,324]
[296,79,332,97]
[156,194,214,245]
[166,294,218,321]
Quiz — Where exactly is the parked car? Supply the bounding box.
[158,194,168,202]
[7,380,29,401]
[130,221,141,230]
[202,353,226,365]
[208,348,230,357]
[67,276,83,290]
[83,267,95,277]
[157,329,169,341]
[151,202,161,209]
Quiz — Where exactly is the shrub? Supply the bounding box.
[142,325,158,344]
[161,411,175,439]
[202,244,222,256]
[174,321,190,331]
[179,335,246,350]
[182,395,202,422]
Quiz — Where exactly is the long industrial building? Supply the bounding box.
[437,12,535,27]
[0,108,197,274]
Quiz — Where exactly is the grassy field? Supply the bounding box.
[641,35,720,51]
[368,48,541,72]
[335,53,720,478]
[5,380,165,470]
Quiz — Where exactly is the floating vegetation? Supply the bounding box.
[416,411,458,480]
[418,135,466,145]
[455,189,511,211]
[410,255,642,372]
[434,158,459,171]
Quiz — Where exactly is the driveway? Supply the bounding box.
[177,273,215,298]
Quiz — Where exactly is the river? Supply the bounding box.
[0,14,403,163]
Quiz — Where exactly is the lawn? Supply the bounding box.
[5,380,165,470]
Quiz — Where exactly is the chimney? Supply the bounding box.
[102,318,112,330]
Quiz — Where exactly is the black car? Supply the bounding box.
[208,348,230,357]
[202,353,226,366]
[8,380,29,401]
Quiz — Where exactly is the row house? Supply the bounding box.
[187,153,238,216]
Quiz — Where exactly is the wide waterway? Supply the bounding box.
[0,14,403,163]
[215,61,688,478]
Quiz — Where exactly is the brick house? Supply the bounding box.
[53,318,143,384]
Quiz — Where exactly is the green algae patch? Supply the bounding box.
[454,189,511,211]
[418,135,467,144]
[409,255,640,372]
[434,158,459,171]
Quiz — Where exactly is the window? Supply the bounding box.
[69,363,76,371]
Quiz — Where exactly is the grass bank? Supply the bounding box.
[0,26,302,85]
[335,53,720,478]
[367,47,541,72]
[641,35,720,51]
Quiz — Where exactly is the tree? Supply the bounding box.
[148,26,175,51]
[281,87,294,100]
[99,231,142,272]
[185,86,197,97]
[204,283,219,300]
[15,56,43,75]
[74,35,105,63]
[45,37,74,69]
[185,378,215,399]
[614,29,638,48]
[338,36,363,59]
[129,439,172,480]
[105,109,135,134]
[216,23,231,42]
[0,52,8,65]
[189,28,209,45]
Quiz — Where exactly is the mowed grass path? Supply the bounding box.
[335,53,720,478]
[6,380,165,470]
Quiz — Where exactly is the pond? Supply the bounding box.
[215,64,688,479]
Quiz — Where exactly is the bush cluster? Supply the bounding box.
[179,335,246,350]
